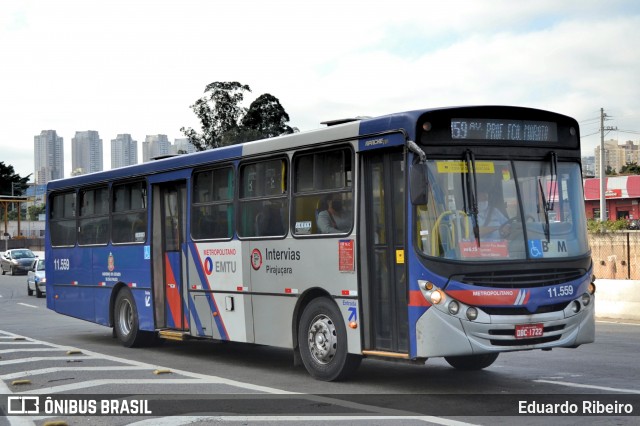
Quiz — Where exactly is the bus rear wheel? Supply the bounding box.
[444,353,499,370]
[114,288,149,348]
[298,297,361,381]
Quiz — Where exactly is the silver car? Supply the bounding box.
[1,249,37,275]
[27,257,46,298]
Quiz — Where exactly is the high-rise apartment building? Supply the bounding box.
[111,134,138,169]
[595,139,640,175]
[72,131,103,176]
[34,130,64,184]
[172,138,197,155]
[142,135,171,162]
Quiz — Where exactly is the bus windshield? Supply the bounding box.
[416,159,589,261]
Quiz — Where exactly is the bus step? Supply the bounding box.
[158,330,190,341]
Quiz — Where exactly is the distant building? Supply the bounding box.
[111,134,138,169]
[172,138,197,155]
[594,140,639,175]
[34,130,64,184]
[72,131,103,175]
[581,156,595,177]
[584,175,640,220]
[142,135,171,162]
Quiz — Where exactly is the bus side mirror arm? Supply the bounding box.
[410,163,429,205]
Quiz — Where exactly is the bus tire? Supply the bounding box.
[444,353,499,370]
[113,288,148,348]
[298,297,361,381]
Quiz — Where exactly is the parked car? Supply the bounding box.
[26,257,46,298]
[1,249,37,275]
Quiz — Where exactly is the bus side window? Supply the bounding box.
[292,147,353,236]
[238,158,288,238]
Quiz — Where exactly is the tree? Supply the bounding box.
[241,93,295,138]
[605,165,617,176]
[619,162,640,175]
[181,81,295,150]
[0,161,30,220]
[181,81,251,150]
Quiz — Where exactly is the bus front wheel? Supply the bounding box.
[444,353,499,370]
[114,288,148,348]
[298,297,361,381]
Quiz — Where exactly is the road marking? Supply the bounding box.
[129,416,479,426]
[16,303,37,308]
[597,319,640,326]
[1,366,156,380]
[534,379,640,394]
[0,356,100,366]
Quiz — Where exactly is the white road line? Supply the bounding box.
[0,341,45,345]
[0,348,78,354]
[1,366,157,380]
[0,330,478,425]
[16,378,243,394]
[129,416,480,426]
[534,379,640,394]
[0,356,100,366]
[16,303,37,308]
[597,320,640,326]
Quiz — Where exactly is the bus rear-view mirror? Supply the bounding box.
[410,163,428,205]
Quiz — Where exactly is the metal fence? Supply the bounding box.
[590,231,640,280]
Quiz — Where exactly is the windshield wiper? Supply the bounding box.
[464,150,480,245]
[538,178,550,242]
[538,151,557,242]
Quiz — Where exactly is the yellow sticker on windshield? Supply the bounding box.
[436,161,495,174]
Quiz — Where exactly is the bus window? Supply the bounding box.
[49,191,76,247]
[78,186,109,246]
[192,166,235,240]
[238,158,288,238]
[292,147,353,235]
[112,181,147,244]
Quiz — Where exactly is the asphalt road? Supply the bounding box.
[0,273,639,425]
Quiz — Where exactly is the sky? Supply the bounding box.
[2,0,640,180]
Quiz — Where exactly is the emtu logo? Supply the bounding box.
[204,257,214,275]
[250,249,262,271]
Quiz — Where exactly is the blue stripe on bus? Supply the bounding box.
[189,242,229,340]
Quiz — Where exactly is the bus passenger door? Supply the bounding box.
[361,149,408,353]
[152,182,188,331]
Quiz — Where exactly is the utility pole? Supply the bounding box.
[599,108,618,222]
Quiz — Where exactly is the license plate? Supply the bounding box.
[515,323,544,339]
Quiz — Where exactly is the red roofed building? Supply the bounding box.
[584,176,640,220]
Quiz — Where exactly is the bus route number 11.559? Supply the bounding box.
[54,258,70,271]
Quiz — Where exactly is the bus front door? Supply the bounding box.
[362,149,408,354]
[152,182,189,331]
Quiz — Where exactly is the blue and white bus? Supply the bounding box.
[46,106,595,381]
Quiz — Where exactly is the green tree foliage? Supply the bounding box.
[587,219,629,233]
[181,81,295,150]
[242,93,294,138]
[619,162,640,175]
[0,162,30,220]
[605,165,617,176]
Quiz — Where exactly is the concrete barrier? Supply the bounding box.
[594,279,640,322]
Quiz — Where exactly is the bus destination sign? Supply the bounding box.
[451,118,558,142]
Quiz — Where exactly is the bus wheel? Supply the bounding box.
[298,297,361,381]
[444,353,499,370]
[114,288,146,348]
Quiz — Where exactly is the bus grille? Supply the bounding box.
[454,269,585,288]
[482,302,569,315]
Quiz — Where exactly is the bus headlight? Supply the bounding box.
[466,307,478,321]
[448,300,460,315]
[571,300,581,313]
[581,293,591,306]
[430,289,444,305]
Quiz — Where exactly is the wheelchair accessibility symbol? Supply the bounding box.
[529,240,543,258]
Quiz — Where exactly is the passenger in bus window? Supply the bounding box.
[317,195,351,234]
[476,191,510,239]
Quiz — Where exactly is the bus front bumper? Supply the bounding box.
[414,298,595,358]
